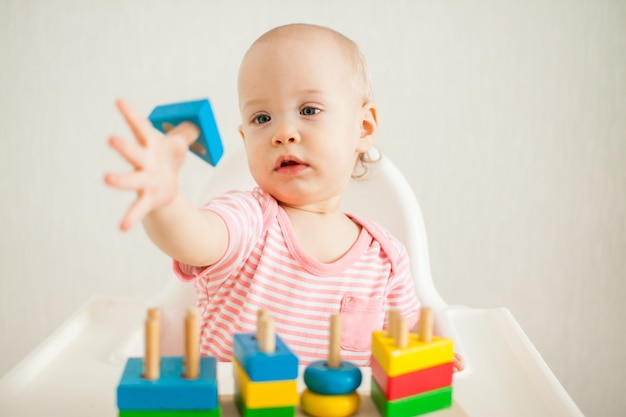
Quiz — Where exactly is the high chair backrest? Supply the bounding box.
[191,146,446,310]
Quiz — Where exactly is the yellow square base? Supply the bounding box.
[233,359,298,408]
[371,331,454,376]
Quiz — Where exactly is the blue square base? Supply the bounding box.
[117,356,218,410]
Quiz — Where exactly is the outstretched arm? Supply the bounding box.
[104,99,227,267]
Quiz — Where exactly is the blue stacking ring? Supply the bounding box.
[303,360,362,395]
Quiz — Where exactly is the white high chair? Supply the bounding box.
[0,147,585,417]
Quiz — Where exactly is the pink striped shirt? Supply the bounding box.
[174,188,419,365]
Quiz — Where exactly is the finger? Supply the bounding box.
[453,353,465,372]
[166,121,200,146]
[115,99,157,147]
[108,135,145,169]
[119,194,154,231]
[104,171,148,191]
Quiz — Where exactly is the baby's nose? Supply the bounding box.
[271,123,301,145]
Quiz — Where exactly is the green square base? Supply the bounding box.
[119,408,220,416]
[234,393,295,417]
[371,379,452,417]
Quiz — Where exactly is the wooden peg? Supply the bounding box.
[258,314,275,353]
[184,308,200,379]
[327,314,342,368]
[147,307,160,320]
[419,307,434,343]
[143,309,160,380]
[387,308,400,340]
[256,309,269,350]
[394,316,409,348]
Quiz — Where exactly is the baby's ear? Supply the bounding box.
[238,125,246,141]
[357,102,378,152]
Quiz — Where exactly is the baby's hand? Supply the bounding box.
[104,99,199,231]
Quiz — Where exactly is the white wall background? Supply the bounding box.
[1,0,624,416]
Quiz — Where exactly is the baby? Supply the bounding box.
[105,23,420,365]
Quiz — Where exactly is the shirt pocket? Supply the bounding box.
[339,295,385,352]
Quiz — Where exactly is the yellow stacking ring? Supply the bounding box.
[300,389,360,417]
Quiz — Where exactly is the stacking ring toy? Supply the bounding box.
[300,389,360,417]
[303,360,362,395]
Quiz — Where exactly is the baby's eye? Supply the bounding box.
[300,107,320,116]
[254,114,271,124]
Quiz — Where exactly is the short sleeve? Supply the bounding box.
[172,189,272,289]
[384,243,420,331]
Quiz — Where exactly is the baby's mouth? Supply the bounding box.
[275,156,305,169]
[274,156,308,173]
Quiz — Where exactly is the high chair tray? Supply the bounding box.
[0,296,581,417]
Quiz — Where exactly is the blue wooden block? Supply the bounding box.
[232,333,298,382]
[117,356,218,410]
[149,99,223,166]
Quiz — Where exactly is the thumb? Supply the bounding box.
[164,122,200,146]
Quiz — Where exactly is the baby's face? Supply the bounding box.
[238,34,375,208]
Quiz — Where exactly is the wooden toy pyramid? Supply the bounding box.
[232,310,299,417]
[116,308,220,416]
[371,307,454,417]
[301,314,362,417]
